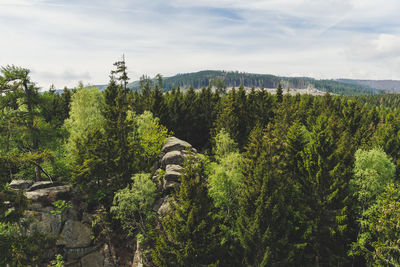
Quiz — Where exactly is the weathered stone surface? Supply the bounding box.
[9,180,34,190]
[101,243,114,267]
[164,164,182,182]
[26,185,72,203]
[81,212,93,226]
[157,197,172,215]
[132,240,143,267]
[28,181,59,191]
[165,164,183,173]
[161,151,184,167]
[161,137,192,153]
[65,245,99,260]
[163,179,179,192]
[80,251,104,267]
[29,207,62,236]
[58,220,92,248]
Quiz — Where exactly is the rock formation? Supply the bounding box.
[133,136,197,267]
[11,136,195,267]
[11,180,112,267]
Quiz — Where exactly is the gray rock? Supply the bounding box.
[58,220,92,248]
[100,243,114,267]
[9,180,34,190]
[157,196,172,215]
[80,251,104,267]
[164,165,182,182]
[29,207,62,236]
[132,239,143,267]
[165,164,183,173]
[26,185,72,203]
[81,212,94,226]
[163,180,179,192]
[28,181,59,191]
[162,137,192,153]
[64,245,100,260]
[161,151,184,168]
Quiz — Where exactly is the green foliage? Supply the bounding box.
[130,70,379,95]
[50,200,72,223]
[50,254,64,267]
[352,183,400,266]
[352,148,395,210]
[0,65,53,181]
[64,86,105,161]
[0,221,56,266]
[237,126,300,266]
[4,62,400,266]
[208,129,243,221]
[152,155,221,266]
[276,83,283,103]
[111,173,157,236]
[213,128,238,157]
[135,111,169,171]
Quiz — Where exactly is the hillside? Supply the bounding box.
[338,79,400,93]
[128,70,384,95]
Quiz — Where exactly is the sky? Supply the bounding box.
[0,0,400,89]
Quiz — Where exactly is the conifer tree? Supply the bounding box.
[299,115,353,266]
[152,155,221,267]
[276,83,283,103]
[236,126,298,266]
[102,72,134,192]
[0,66,48,181]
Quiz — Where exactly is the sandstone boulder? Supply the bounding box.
[163,180,179,193]
[58,220,92,248]
[161,137,192,153]
[28,181,59,191]
[29,207,62,236]
[80,251,104,267]
[26,185,72,204]
[161,151,184,168]
[157,196,171,215]
[9,180,34,190]
[164,164,182,182]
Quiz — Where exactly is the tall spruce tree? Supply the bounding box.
[276,83,283,103]
[236,126,298,266]
[299,115,353,266]
[152,155,221,267]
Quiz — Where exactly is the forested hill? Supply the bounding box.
[128,70,384,95]
[338,79,400,93]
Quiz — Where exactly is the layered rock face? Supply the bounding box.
[133,137,196,267]
[10,180,112,267]
[154,136,196,213]
[11,136,195,267]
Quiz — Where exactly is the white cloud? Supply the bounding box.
[0,0,399,88]
[348,34,400,60]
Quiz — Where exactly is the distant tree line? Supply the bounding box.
[129,70,383,95]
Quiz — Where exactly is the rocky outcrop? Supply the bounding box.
[154,136,196,196]
[11,181,111,266]
[26,184,72,204]
[133,137,196,267]
[58,220,92,248]
[9,179,34,190]
[161,136,194,154]
[12,136,196,267]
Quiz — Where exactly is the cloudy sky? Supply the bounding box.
[1,0,399,88]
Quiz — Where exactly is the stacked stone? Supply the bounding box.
[151,137,196,215]
[9,180,112,267]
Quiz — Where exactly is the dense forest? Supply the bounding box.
[129,70,383,95]
[2,60,400,266]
